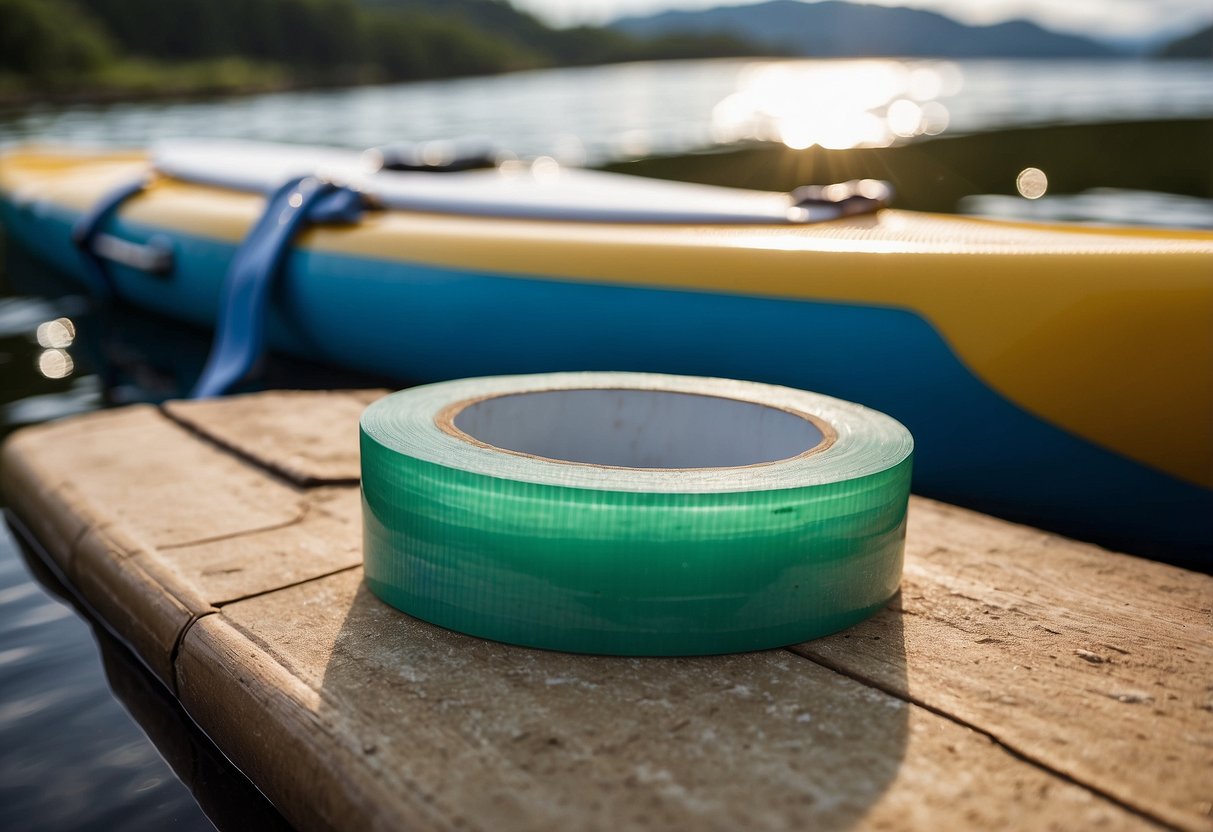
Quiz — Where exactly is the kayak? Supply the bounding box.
[1,142,1210,562]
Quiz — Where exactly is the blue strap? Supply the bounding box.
[190,176,365,398]
[70,176,150,299]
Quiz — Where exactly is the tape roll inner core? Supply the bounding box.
[444,387,833,469]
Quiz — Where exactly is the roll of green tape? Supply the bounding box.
[361,372,913,656]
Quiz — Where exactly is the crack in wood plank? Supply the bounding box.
[7,392,1209,831]
[790,645,1180,831]
[210,564,362,609]
[796,500,1213,832]
[158,503,313,551]
[182,569,1162,832]
[158,541,1182,831]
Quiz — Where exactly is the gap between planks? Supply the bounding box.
[158,396,367,489]
[159,551,1181,832]
[157,409,359,488]
[143,397,1189,830]
[792,646,1176,830]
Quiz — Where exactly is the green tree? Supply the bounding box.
[0,0,113,81]
[361,10,540,80]
[4,0,772,99]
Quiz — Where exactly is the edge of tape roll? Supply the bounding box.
[361,372,913,656]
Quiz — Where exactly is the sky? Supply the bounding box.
[510,0,1213,40]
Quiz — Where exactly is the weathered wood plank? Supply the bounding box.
[155,486,361,605]
[1,408,156,572]
[5,406,304,553]
[1,475,94,575]
[163,391,385,486]
[796,498,1213,831]
[1,404,310,680]
[5,391,1210,830]
[178,569,1159,832]
[73,523,213,688]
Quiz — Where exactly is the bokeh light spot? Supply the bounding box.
[37,349,74,379]
[1016,167,1048,200]
[35,317,76,349]
[886,99,924,137]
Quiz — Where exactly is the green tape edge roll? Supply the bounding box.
[361,372,913,656]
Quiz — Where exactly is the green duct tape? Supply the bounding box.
[361,372,913,655]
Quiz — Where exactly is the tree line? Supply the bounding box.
[0,0,771,99]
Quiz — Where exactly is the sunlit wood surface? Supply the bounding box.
[3,391,1209,832]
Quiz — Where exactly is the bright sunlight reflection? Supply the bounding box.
[712,60,959,151]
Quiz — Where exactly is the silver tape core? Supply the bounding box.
[449,388,829,469]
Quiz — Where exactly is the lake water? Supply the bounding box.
[1,57,1211,830]
[3,58,1211,164]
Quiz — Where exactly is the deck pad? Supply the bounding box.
[151,139,837,224]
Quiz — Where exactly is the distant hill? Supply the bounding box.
[613,0,1120,59]
[1155,23,1213,59]
[359,0,775,65]
[1,0,773,104]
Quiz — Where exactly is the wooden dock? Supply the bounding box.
[2,391,1210,832]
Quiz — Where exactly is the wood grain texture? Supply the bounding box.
[3,391,1209,831]
[5,405,304,549]
[164,390,387,486]
[1,475,96,575]
[795,499,1213,831]
[74,523,212,687]
[179,569,1158,832]
[1,412,146,572]
[153,486,361,605]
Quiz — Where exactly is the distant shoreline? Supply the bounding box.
[0,0,774,112]
[1,76,318,110]
[3,53,1205,112]
[4,0,1206,112]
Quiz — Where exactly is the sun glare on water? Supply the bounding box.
[712,60,959,150]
